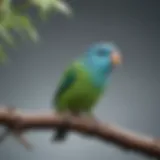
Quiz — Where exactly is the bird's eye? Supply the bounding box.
[97,48,107,56]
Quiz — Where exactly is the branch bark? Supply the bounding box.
[0,106,160,158]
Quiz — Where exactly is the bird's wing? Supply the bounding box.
[54,65,77,105]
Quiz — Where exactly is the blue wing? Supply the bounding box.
[54,67,77,105]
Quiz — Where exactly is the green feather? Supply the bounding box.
[54,66,77,105]
[53,62,104,114]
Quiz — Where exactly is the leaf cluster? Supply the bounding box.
[0,0,72,63]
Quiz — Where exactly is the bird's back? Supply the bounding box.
[54,62,104,113]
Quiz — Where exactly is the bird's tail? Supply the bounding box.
[53,127,68,141]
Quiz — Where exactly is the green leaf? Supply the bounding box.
[30,0,73,17]
[12,15,40,43]
[0,0,12,13]
[0,11,39,45]
[0,45,8,64]
[0,0,73,65]
[52,0,73,16]
[0,24,14,45]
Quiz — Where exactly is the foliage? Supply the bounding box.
[0,0,72,63]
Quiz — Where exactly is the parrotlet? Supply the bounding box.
[52,42,122,141]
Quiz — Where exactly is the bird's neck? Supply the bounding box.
[78,58,112,88]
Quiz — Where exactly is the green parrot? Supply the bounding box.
[52,42,122,141]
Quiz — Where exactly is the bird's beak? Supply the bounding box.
[111,51,122,66]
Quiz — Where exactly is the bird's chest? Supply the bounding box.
[65,73,103,110]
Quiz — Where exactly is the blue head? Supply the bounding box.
[81,42,122,87]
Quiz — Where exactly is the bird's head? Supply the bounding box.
[85,42,122,74]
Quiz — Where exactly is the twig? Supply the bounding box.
[0,106,160,158]
[0,106,32,150]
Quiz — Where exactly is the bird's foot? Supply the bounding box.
[51,111,72,142]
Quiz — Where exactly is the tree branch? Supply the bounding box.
[0,106,160,158]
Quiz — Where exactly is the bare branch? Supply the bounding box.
[0,106,160,158]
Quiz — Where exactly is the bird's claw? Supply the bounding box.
[51,111,72,142]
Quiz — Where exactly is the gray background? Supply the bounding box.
[0,0,160,159]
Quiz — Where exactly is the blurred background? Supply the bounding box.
[0,0,160,160]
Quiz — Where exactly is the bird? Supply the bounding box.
[52,42,122,142]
